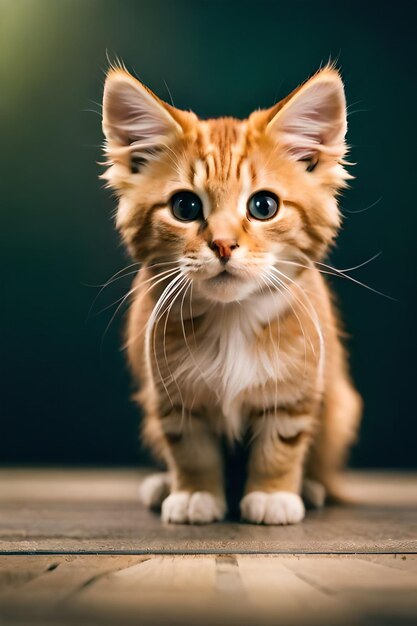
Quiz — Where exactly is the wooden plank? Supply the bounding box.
[69,554,237,626]
[0,469,416,554]
[0,555,60,594]
[237,554,340,617]
[360,553,417,573]
[238,555,417,624]
[0,555,416,626]
[0,555,144,622]
[282,554,417,620]
[0,500,415,554]
[0,469,415,625]
[282,553,417,591]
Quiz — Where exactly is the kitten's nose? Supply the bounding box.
[210,239,239,263]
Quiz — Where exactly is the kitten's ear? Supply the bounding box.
[102,68,185,152]
[263,67,347,161]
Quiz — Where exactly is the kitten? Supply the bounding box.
[101,64,362,525]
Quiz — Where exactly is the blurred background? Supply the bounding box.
[1,0,415,467]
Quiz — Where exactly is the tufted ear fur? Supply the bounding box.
[103,69,183,144]
[265,67,347,161]
[102,68,194,174]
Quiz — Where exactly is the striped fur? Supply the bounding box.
[101,65,362,525]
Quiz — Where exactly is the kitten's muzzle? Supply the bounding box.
[210,239,239,264]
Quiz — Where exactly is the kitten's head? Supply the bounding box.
[102,65,349,303]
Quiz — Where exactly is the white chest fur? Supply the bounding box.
[175,289,296,439]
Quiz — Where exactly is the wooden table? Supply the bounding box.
[0,469,416,625]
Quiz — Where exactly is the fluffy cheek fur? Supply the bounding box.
[111,134,343,306]
[120,197,339,307]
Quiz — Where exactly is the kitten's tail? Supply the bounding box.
[303,474,357,508]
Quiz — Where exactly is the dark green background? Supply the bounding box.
[1,0,415,467]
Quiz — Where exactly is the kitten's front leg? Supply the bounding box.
[158,408,226,524]
[241,411,314,525]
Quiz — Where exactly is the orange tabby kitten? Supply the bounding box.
[101,64,361,525]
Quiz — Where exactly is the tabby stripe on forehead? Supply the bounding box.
[224,145,232,180]
[235,127,251,180]
[208,120,239,181]
[249,161,257,183]
[205,153,216,179]
[235,154,246,180]
[192,159,211,219]
[192,159,207,186]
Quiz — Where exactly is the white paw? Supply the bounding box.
[240,491,305,525]
[138,473,171,509]
[161,491,226,524]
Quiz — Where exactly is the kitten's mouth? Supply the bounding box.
[208,270,237,284]
[197,267,257,303]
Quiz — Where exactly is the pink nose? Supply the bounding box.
[211,239,239,263]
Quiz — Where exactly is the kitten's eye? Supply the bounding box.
[170,191,203,222]
[247,191,280,221]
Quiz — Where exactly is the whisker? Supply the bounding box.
[145,272,186,406]
[333,252,382,273]
[268,265,325,379]
[87,260,179,319]
[86,263,140,290]
[94,266,181,319]
[343,196,382,215]
[85,262,140,319]
[185,283,222,405]
[188,281,197,350]
[100,283,141,352]
[102,267,181,356]
[158,276,190,412]
[263,272,310,375]
[121,268,185,353]
[257,274,280,416]
[279,254,396,301]
[149,277,185,404]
